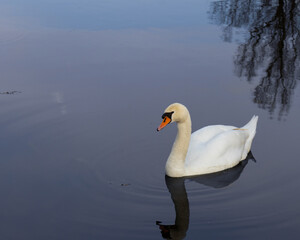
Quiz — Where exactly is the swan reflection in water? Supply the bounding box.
[156,153,255,240]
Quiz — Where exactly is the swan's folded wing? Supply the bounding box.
[189,125,236,147]
[185,129,249,175]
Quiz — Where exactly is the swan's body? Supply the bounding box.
[157,103,258,177]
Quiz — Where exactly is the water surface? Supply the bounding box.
[0,0,300,239]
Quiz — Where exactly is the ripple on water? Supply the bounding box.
[0,26,27,46]
[92,137,169,196]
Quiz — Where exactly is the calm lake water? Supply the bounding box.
[0,0,300,239]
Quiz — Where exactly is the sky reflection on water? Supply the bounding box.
[1,0,210,30]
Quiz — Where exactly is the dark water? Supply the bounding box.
[0,0,300,239]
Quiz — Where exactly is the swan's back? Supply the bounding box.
[184,116,258,176]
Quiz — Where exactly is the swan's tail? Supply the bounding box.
[242,115,258,159]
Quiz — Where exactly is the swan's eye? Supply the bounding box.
[161,111,174,120]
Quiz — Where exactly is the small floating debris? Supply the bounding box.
[121,183,131,187]
[0,91,21,95]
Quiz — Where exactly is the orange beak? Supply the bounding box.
[157,117,171,131]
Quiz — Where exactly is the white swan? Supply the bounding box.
[157,103,258,177]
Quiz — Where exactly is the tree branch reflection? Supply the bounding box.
[209,0,300,118]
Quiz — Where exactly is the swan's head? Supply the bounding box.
[157,103,189,131]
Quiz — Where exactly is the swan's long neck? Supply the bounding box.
[165,114,191,177]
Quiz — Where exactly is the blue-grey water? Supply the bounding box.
[0,0,300,239]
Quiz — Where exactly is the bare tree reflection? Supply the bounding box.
[209,0,300,118]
